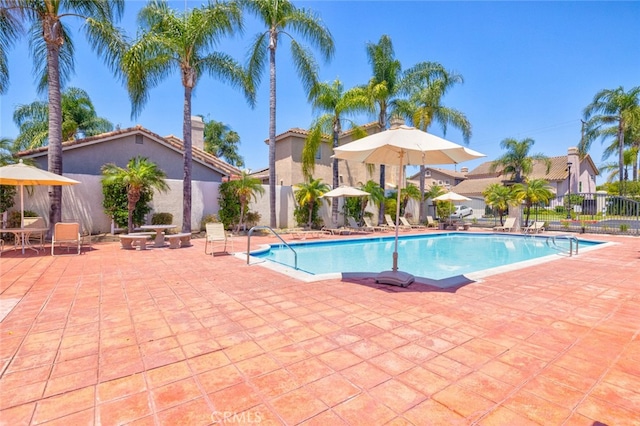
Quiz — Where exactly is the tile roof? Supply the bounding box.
[18,125,241,177]
[407,167,467,180]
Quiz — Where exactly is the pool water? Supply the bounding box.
[253,233,602,281]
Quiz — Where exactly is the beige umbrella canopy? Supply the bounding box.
[321,186,370,226]
[433,191,472,202]
[0,160,80,228]
[332,120,485,286]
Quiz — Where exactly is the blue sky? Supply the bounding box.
[1,1,638,184]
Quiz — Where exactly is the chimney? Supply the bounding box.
[460,167,469,174]
[389,116,405,129]
[567,146,580,193]
[191,116,205,151]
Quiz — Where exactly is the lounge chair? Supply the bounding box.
[425,216,439,228]
[523,221,545,234]
[400,216,426,229]
[363,217,389,232]
[321,225,351,235]
[385,214,411,231]
[205,222,234,254]
[51,222,81,256]
[348,217,373,233]
[493,217,516,232]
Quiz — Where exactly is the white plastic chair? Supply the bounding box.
[51,222,81,256]
[204,223,233,255]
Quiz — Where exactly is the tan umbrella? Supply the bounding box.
[321,186,370,226]
[433,191,472,202]
[332,120,485,286]
[0,159,80,230]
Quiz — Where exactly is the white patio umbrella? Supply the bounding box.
[0,160,80,236]
[332,120,485,286]
[433,191,473,224]
[321,186,370,226]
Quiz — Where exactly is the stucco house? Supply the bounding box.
[17,116,241,233]
[407,167,469,191]
[251,122,400,189]
[453,147,599,197]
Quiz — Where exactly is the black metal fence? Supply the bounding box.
[479,192,640,236]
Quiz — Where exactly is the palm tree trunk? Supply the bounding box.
[332,128,339,222]
[182,85,193,233]
[419,165,426,222]
[268,46,277,228]
[618,120,625,195]
[46,38,63,240]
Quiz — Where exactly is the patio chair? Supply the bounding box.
[400,216,426,229]
[363,217,389,232]
[385,214,411,231]
[24,216,46,251]
[425,216,439,228]
[205,222,234,255]
[51,222,81,256]
[523,221,545,234]
[347,217,373,233]
[493,217,516,232]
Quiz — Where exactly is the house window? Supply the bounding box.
[445,180,450,185]
[425,171,431,177]
[438,180,443,185]
[315,147,321,160]
[579,182,582,192]
[135,134,143,144]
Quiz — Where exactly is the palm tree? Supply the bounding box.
[394,64,471,221]
[0,0,124,235]
[203,118,244,167]
[582,86,640,193]
[490,137,551,184]
[244,0,334,229]
[231,172,264,232]
[512,179,554,227]
[12,87,113,151]
[483,183,519,225]
[294,177,329,228]
[101,156,169,233]
[359,180,384,224]
[399,182,421,217]
[598,148,637,183]
[362,35,401,224]
[302,79,370,219]
[115,0,253,234]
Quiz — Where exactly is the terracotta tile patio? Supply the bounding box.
[0,230,639,425]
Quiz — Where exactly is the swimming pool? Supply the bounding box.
[251,232,605,282]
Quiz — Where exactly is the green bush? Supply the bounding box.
[7,210,38,228]
[245,211,261,229]
[151,212,173,225]
[218,181,240,229]
[200,214,219,231]
[102,180,151,229]
[294,201,323,228]
[0,185,16,214]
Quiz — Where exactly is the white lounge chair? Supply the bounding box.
[523,221,545,234]
[348,217,373,233]
[205,223,234,254]
[425,216,439,228]
[363,217,389,232]
[493,217,516,232]
[385,214,411,231]
[400,216,426,229]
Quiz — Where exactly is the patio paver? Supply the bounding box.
[1,230,639,425]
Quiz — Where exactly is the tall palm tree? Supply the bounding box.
[12,87,113,151]
[117,0,253,233]
[490,137,551,184]
[394,64,471,221]
[302,79,369,219]
[101,156,169,233]
[294,177,329,228]
[0,0,124,235]
[512,178,554,227]
[362,35,401,224]
[598,148,637,183]
[231,172,264,232]
[244,0,334,229]
[203,118,244,167]
[483,183,519,225]
[582,86,640,193]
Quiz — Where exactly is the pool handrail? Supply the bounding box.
[545,234,579,257]
[247,226,298,270]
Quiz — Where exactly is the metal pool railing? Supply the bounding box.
[246,226,298,270]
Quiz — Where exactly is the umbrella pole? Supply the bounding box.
[20,185,25,254]
[392,152,403,272]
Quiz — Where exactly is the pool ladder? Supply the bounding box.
[545,234,579,257]
[246,226,298,269]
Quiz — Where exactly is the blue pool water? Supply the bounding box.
[253,233,603,280]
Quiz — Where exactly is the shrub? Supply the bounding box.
[8,210,38,228]
[0,185,16,214]
[245,211,261,229]
[102,180,151,228]
[218,181,240,229]
[151,212,173,225]
[294,201,322,228]
[200,214,219,231]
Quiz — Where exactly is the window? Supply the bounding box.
[579,182,582,192]
[315,147,321,160]
[445,180,450,185]
[135,134,143,144]
[438,180,443,185]
[425,170,431,177]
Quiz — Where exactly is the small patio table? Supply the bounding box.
[139,224,177,248]
[2,227,48,254]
